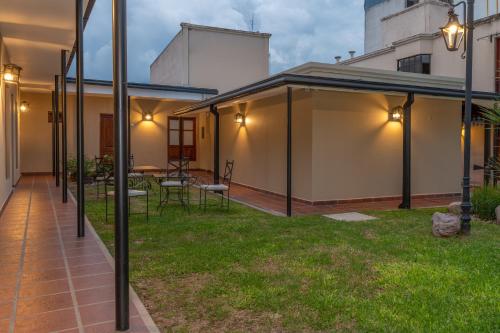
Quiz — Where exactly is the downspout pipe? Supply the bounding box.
[399,92,414,210]
[286,87,293,217]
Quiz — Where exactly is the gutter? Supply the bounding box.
[175,73,499,115]
[65,77,218,95]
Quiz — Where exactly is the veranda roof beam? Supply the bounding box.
[175,74,499,116]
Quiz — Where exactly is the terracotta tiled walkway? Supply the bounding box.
[0,176,158,333]
[195,171,461,216]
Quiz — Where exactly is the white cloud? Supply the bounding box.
[81,0,364,83]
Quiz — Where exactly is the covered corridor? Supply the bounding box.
[0,176,157,332]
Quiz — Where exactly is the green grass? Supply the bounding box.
[82,183,500,332]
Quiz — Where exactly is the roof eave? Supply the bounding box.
[174,73,499,115]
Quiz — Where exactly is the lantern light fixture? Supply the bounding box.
[20,101,30,113]
[2,64,22,83]
[389,106,403,122]
[440,9,465,52]
[234,111,246,125]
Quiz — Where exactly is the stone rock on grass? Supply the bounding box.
[448,202,462,215]
[495,206,500,224]
[432,212,460,237]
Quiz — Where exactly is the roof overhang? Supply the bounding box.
[64,78,218,101]
[175,72,499,115]
[0,0,94,90]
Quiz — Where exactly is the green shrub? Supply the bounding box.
[471,186,500,220]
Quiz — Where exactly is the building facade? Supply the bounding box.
[346,0,500,186]
[350,0,500,93]
[150,23,271,94]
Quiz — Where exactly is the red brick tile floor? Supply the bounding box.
[0,176,159,333]
[192,171,461,216]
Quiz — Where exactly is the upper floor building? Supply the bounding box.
[345,0,500,93]
[150,23,271,94]
[364,0,453,53]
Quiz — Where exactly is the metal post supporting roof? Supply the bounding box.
[113,0,130,330]
[399,92,414,210]
[51,91,56,177]
[210,105,220,184]
[76,0,85,238]
[61,50,68,203]
[55,75,60,187]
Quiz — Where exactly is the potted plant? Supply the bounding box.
[67,155,96,184]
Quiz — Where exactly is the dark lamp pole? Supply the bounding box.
[441,0,474,235]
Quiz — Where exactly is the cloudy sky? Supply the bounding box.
[78,0,364,83]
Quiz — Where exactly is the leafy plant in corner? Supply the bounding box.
[67,155,96,184]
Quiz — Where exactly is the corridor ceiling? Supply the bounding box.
[0,0,91,90]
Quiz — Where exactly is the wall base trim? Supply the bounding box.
[231,180,460,206]
[309,192,462,206]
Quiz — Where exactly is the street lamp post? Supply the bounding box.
[440,0,474,235]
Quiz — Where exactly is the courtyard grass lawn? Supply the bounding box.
[83,185,500,332]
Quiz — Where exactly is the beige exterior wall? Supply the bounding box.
[471,125,486,185]
[19,91,53,173]
[310,91,462,201]
[19,92,211,173]
[208,88,463,203]
[311,91,406,201]
[214,90,313,200]
[381,1,449,49]
[0,34,21,209]
[150,24,270,93]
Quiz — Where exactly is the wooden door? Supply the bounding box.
[100,114,114,157]
[168,117,196,161]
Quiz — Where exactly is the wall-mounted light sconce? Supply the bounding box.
[2,64,22,83]
[234,102,247,126]
[143,112,153,121]
[20,101,30,113]
[389,106,403,122]
[234,112,246,125]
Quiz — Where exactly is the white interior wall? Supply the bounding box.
[0,34,21,210]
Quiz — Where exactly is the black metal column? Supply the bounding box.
[61,50,68,203]
[286,87,292,217]
[461,0,475,235]
[399,92,414,209]
[127,95,131,160]
[210,104,220,184]
[52,91,56,177]
[484,123,491,185]
[76,0,85,237]
[55,76,60,187]
[112,0,129,330]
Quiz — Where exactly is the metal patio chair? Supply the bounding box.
[105,176,149,222]
[127,154,145,187]
[94,156,113,198]
[197,160,234,211]
[158,158,192,212]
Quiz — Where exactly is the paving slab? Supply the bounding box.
[323,212,377,222]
